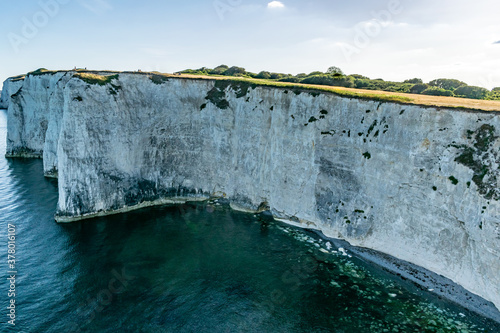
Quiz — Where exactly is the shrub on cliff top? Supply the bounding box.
[326,66,344,76]
[429,78,467,91]
[421,87,454,97]
[210,65,229,75]
[301,74,355,88]
[404,78,424,84]
[409,83,429,94]
[454,85,489,100]
[224,66,247,76]
[486,89,500,100]
[256,71,272,80]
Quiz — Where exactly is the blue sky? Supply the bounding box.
[1,0,499,89]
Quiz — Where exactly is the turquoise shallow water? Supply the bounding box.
[0,109,499,332]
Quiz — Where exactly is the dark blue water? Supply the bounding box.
[0,109,499,332]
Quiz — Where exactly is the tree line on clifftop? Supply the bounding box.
[180,65,500,101]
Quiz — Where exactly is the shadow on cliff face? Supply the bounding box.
[315,157,374,238]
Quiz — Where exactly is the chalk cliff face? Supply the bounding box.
[4,72,500,312]
[4,73,70,169]
[1,78,23,109]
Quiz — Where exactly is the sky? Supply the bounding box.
[1,0,499,89]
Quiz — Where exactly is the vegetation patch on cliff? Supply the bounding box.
[454,124,499,200]
[230,80,257,98]
[205,81,230,109]
[150,74,169,85]
[75,73,119,86]
[10,76,26,82]
[205,80,259,109]
[448,176,459,185]
[28,68,58,76]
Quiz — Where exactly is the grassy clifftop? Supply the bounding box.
[8,69,500,112]
[174,73,500,112]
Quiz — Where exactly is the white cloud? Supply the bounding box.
[268,1,285,9]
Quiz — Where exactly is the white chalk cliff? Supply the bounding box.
[1,78,23,109]
[2,71,500,314]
